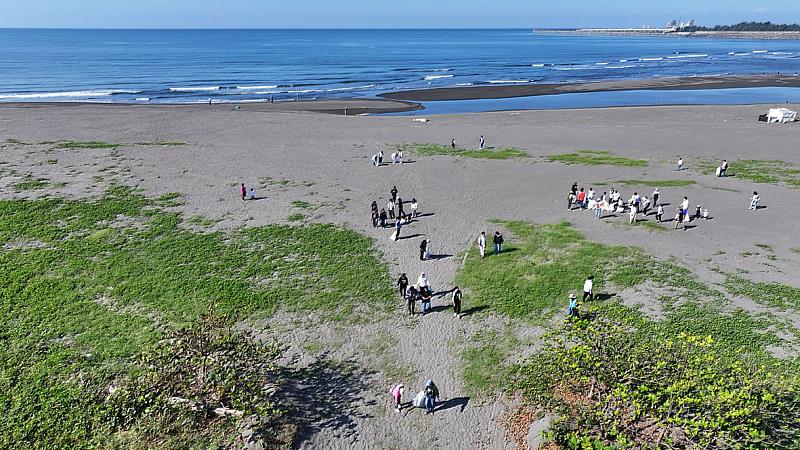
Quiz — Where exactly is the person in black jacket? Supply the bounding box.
[379,209,387,228]
[493,232,504,254]
[390,186,398,202]
[397,273,408,298]
[452,287,462,317]
[420,239,429,260]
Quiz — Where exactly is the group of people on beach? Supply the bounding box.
[371,149,403,166]
[567,181,714,229]
[370,186,419,239]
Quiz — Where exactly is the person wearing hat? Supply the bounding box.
[567,294,579,318]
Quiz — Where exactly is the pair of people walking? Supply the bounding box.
[477,231,503,257]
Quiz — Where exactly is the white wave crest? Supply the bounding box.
[0,89,139,100]
[667,54,708,59]
[487,80,530,84]
[169,86,220,92]
[424,75,454,81]
[236,85,278,90]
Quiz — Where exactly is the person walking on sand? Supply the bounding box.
[417,272,430,290]
[721,160,729,177]
[240,183,247,201]
[594,199,603,220]
[652,188,660,207]
[452,287,462,317]
[391,186,398,203]
[493,231,504,254]
[420,239,429,261]
[695,205,702,221]
[641,196,650,216]
[379,208,387,228]
[577,188,586,209]
[677,157,684,171]
[378,150,384,166]
[629,204,638,224]
[675,208,683,229]
[583,276,594,302]
[656,204,664,223]
[391,383,405,412]
[393,219,402,241]
[410,198,418,218]
[420,287,432,314]
[397,273,409,298]
[407,285,417,315]
[451,139,456,150]
[372,153,379,167]
[750,191,760,210]
[396,197,404,217]
[567,191,576,211]
[387,199,395,219]
[479,135,485,149]
[478,231,487,258]
[681,197,689,218]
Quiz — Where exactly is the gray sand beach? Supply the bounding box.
[2,102,799,449]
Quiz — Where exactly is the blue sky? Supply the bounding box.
[2,0,798,29]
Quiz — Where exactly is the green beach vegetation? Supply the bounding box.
[396,143,527,160]
[455,220,800,448]
[12,175,48,191]
[611,179,696,188]
[0,187,393,448]
[696,159,800,188]
[548,150,647,167]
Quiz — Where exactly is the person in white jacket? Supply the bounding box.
[478,231,486,258]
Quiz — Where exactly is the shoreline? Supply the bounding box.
[380,75,800,102]
[0,98,422,116]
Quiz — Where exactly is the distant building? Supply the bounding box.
[667,19,678,28]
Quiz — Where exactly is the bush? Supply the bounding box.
[510,318,800,449]
[104,313,291,447]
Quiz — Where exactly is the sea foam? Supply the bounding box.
[424,75,454,81]
[169,86,220,92]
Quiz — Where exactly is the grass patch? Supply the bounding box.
[287,213,305,222]
[460,329,527,397]
[627,219,670,232]
[611,179,696,188]
[724,275,800,312]
[186,214,219,228]
[54,141,122,150]
[755,242,774,252]
[456,221,706,323]
[696,159,800,187]
[135,141,186,147]
[291,200,313,209]
[397,143,527,160]
[548,150,647,167]
[12,175,48,191]
[792,247,800,254]
[460,221,800,447]
[0,187,393,448]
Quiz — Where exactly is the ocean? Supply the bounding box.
[1,29,800,106]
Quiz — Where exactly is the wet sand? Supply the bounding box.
[382,74,800,102]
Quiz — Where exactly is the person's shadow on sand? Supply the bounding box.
[435,397,470,413]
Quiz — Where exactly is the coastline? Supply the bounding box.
[0,98,422,116]
[380,75,800,102]
[538,30,800,40]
